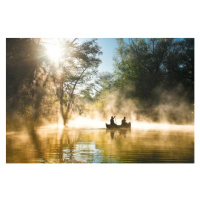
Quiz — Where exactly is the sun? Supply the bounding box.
[45,40,64,62]
[46,44,63,62]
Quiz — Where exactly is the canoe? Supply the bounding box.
[106,122,131,129]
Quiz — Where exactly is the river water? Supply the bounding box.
[6,125,194,163]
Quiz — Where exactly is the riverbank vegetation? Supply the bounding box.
[92,39,194,124]
[6,38,194,131]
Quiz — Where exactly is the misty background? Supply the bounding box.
[6,38,194,131]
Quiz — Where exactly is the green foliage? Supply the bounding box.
[113,38,194,102]
[91,38,194,123]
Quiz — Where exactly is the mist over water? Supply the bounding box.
[67,116,194,131]
[6,124,194,163]
[66,85,194,130]
[6,83,194,164]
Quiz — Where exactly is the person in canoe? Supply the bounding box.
[121,117,127,126]
[110,116,116,125]
[106,116,131,129]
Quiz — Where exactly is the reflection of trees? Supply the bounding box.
[7,128,81,163]
[6,130,43,163]
[39,129,103,163]
[58,130,81,162]
[7,128,194,163]
[41,129,194,163]
[28,127,45,162]
[36,128,82,163]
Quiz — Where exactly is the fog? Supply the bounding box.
[67,85,194,130]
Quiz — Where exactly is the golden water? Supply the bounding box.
[6,125,194,163]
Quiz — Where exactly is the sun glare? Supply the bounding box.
[46,43,64,62]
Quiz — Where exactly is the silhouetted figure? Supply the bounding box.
[121,117,127,125]
[110,116,116,125]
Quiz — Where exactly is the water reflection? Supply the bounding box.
[6,126,194,163]
[107,129,128,140]
[63,142,102,163]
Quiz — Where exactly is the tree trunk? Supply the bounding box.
[64,101,71,125]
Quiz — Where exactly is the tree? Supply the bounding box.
[51,39,102,125]
[6,38,48,129]
[111,38,194,123]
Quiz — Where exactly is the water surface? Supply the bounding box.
[6,126,194,163]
